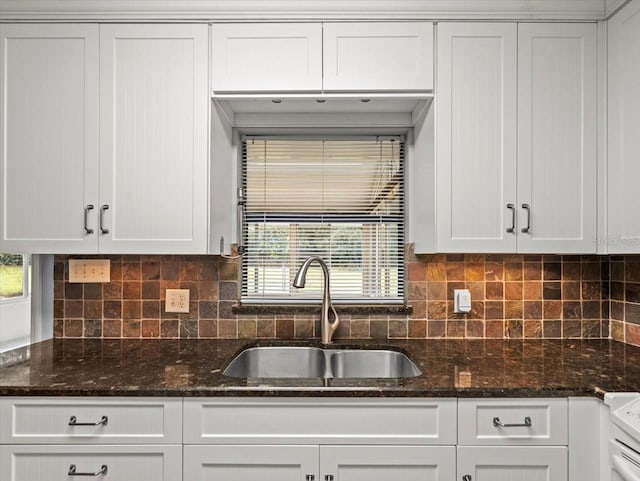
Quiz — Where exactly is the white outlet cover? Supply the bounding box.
[166,288,190,313]
[69,259,111,283]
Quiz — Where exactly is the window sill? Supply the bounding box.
[232,303,412,316]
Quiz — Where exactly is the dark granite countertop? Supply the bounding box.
[1,338,640,399]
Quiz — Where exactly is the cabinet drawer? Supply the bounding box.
[0,397,182,444]
[184,397,457,445]
[0,445,181,481]
[458,398,568,445]
[458,446,567,480]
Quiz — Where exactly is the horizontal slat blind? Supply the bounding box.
[241,137,405,304]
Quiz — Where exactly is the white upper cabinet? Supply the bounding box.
[99,24,208,254]
[436,23,518,253]
[0,24,99,254]
[517,23,597,253]
[211,23,323,92]
[323,22,434,91]
[608,0,640,253]
[435,22,598,254]
[211,22,433,93]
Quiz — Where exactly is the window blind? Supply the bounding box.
[241,137,405,304]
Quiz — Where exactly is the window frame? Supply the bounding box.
[238,134,407,306]
[0,254,31,304]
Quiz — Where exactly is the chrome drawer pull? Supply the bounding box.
[325,476,334,481]
[506,203,516,233]
[463,476,472,481]
[306,476,315,481]
[68,415,108,426]
[84,205,95,234]
[99,204,110,234]
[521,203,531,233]
[68,464,108,476]
[493,416,532,428]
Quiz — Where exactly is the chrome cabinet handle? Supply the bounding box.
[463,476,472,481]
[99,205,109,234]
[324,476,334,481]
[493,416,532,428]
[68,415,108,426]
[68,464,108,476]
[506,203,516,233]
[84,205,94,234]
[306,476,315,481]
[521,204,531,233]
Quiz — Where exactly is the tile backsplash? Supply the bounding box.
[54,248,628,343]
[610,255,640,347]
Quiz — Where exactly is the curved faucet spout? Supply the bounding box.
[293,256,340,344]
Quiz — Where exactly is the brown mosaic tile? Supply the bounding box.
[103,319,122,338]
[427,262,446,281]
[627,303,640,324]
[505,320,523,338]
[219,261,238,281]
[446,263,464,281]
[485,262,504,281]
[370,320,388,339]
[582,320,601,339]
[123,262,141,281]
[582,281,601,300]
[53,319,64,338]
[446,320,465,337]
[103,282,122,300]
[275,318,294,338]
[505,282,523,300]
[486,282,504,300]
[237,319,256,339]
[543,262,562,280]
[142,262,160,280]
[524,263,542,280]
[543,282,561,300]
[466,320,484,338]
[123,320,141,338]
[84,284,103,300]
[123,282,141,299]
[523,281,542,300]
[427,320,446,338]
[427,282,446,300]
[465,263,484,281]
[160,319,179,338]
[142,282,160,300]
[83,319,102,338]
[199,319,218,338]
[505,263,523,281]
[64,300,83,319]
[408,320,426,338]
[543,320,562,338]
[562,281,581,300]
[563,262,581,280]
[627,323,640,347]
[524,320,543,338]
[389,319,408,338]
[544,300,562,319]
[427,301,447,319]
[141,319,160,337]
[84,301,102,319]
[122,301,141,320]
[563,320,582,338]
[485,301,504,319]
[485,320,504,338]
[218,301,235,319]
[524,301,542,320]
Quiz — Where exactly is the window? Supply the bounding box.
[241,137,405,304]
[0,254,30,301]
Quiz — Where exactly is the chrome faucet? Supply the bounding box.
[293,256,340,344]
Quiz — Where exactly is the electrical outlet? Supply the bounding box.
[166,289,190,313]
[69,259,111,283]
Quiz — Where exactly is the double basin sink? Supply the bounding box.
[223,346,421,379]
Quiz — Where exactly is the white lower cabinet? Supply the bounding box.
[0,444,182,481]
[458,446,568,481]
[183,445,455,481]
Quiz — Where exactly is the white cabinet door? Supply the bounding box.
[184,445,318,481]
[608,0,640,253]
[211,23,322,92]
[320,446,455,481]
[99,24,208,253]
[458,446,568,481]
[0,445,182,481]
[436,23,518,252]
[0,24,99,254]
[517,23,597,253]
[323,22,434,91]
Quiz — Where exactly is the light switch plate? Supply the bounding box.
[166,289,190,313]
[454,288,472,313]
[69,259,111,283]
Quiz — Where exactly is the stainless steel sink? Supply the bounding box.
[330,349,421,378]
[222,346,421,379]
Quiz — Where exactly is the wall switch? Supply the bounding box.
[69,259,110,283]
[166,289,190,313]
[454,289,472,313]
